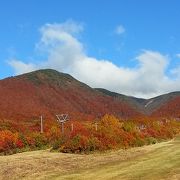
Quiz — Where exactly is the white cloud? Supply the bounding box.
[8,59,37,74]
[176,53,180,58]
[171,66,180,79]
[115,25,125,35]
[8,20,180,98]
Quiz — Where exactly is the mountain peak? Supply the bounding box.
[18,69,75,85]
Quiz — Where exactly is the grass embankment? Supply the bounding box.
[0,137,179,180]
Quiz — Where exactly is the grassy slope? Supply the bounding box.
[0,137,179,180]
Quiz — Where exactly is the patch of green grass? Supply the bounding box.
[53,137,180,180]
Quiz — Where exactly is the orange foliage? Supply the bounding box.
[0,130,24,154]
[0,114,179,155]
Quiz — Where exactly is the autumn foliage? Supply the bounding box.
[0,114,179,155]
[51,115,180,153]
[0,130,24,154]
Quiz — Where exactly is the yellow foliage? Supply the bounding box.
[100,114,123,129]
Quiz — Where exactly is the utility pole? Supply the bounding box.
[71,123,74,132]
[56,114,69,134]
[94,118,99,131]
[40,115,43,133]
[95,122,98,131]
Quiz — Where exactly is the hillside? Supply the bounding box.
[0,69,141,123]
[96,88,180,117]
[0,69,180,124]
[151,95,180,118]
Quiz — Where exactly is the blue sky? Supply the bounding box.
[0,0,180,98]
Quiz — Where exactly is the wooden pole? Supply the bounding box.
[71,123,74,132]
[95,122,98,131]
[61,122,64,134]
[40,115,43,133]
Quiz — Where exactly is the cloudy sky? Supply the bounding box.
[0,0,180,98]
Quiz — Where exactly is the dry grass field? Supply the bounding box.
[0,137,179,180]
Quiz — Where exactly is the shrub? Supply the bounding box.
[145,137,157,145]
[52,137,65,150]
[122,121,136,132]
[87,136,100,151]
[60,134,88,153]
[0,130,25,154]
[46,126,61,143]
[133,138,145,147]
[30,132,48,149]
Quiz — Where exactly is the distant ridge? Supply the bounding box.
[96,88,180,117]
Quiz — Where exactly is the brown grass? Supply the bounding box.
[0,137,179,180]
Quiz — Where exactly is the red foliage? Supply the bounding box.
[0,114,179,154]
[0,130,24,153]
[0,71,142,124]
[68,121,90,138]
[16,140,24,148]
[152,97,180,118]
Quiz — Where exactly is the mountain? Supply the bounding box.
[0,69,142,122]
[151,93,180,118]
[96,88,180,118]
[0,69,180,123]
[95,88,147,113]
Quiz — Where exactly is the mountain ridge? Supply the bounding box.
[0,69,141,121]
[0,69,180,122]
[95,88,180,115]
